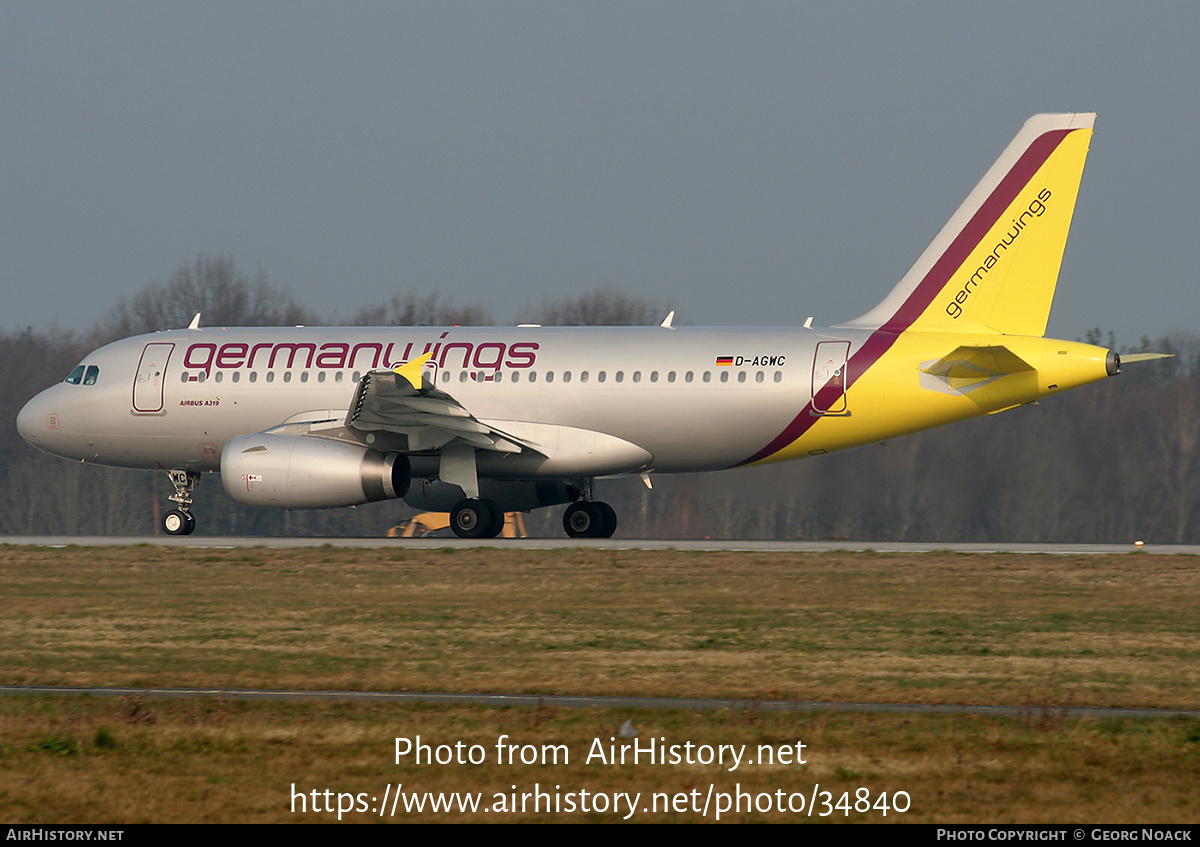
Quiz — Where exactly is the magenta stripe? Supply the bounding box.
[734,128,1073,467]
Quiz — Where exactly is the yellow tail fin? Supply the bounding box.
[847,113,1095,337]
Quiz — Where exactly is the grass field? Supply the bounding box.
[1,544,1197,822]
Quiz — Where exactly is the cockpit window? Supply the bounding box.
[63,364,100,385]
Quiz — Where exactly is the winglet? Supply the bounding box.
[660,310,676,329]
[393,352,433,390]
[187,313,201,330]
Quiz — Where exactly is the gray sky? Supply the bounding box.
[3,1,1197,345]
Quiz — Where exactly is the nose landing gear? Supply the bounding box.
[162,469,199,536]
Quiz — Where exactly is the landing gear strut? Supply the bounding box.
[162,469,199,535]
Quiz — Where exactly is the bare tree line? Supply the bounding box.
[2,255,1196,542]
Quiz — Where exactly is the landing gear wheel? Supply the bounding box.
[594,501,617,538]
[162,509,195,536]
[451,498,504,539]
[563,501,618,538]
[162,469,200,536]
[482,499,505,539]
[564,501,601,538]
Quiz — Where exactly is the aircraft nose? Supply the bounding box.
[17,389,57,448]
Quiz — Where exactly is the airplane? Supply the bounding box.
[16,113,1163,539]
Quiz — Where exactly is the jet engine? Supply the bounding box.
[221,433,410,508]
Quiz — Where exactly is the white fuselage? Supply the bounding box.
[18,324,851,477]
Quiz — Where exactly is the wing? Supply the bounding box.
[345,354,532,455]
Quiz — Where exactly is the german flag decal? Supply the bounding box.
[715,356,734,366]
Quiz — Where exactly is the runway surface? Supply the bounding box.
[3,685,1197,720]
[2,536,1197,554]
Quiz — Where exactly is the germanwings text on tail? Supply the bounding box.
[17,114,1163,538]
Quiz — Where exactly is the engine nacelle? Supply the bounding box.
[404,479,580,512]
[221,433,410,509]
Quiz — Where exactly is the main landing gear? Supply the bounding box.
[162,469,199,536]
[561,477,616,538]
[562,500,617,538]
[449,498,505,539]
[446,497,618,538]
[440,450,618,539]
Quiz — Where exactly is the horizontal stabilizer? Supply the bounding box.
[921,345,1034,390]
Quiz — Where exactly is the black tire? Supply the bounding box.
[162,509,193,536]
[563,501,602,538]
[481,499,505,539]
[593,501,617,538]
[451,499,496,539]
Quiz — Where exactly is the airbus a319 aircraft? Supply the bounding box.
[18,113,1159,539]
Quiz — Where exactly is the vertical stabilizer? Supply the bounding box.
[845,113,1095,337]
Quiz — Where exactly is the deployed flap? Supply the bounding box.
[346,361,531,455]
